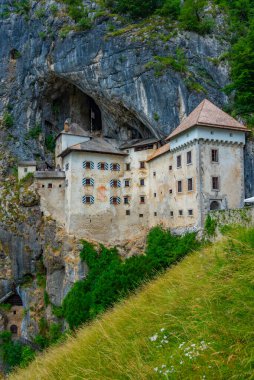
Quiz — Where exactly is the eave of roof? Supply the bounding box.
[147,144,170,162]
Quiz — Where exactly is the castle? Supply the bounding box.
[19,99,248,243]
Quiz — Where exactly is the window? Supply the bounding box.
[13,310,16,315]
[211,149,218,163]
[82,195,95,204]
[169,165,172,171]
[48,183,52,189]
[169,189,173,194]
[83,161,94,169]
[59,184,62,188]
[126,163,131,171]
[110,179,121,188]
[188,209,193,216]
[153,172,156,177]
[177,180,182,193]
[82,178,94,186]
[111,163,120,171]
[98,162,108,170]
[187,151,192,164]
[124,196,129,205]
[140,161,145,169]
[24,168,28,173]
[139,214,143,218]
[212,176,219,190]
[177,155,181,168]
[170,211,174,217]
[140,178,145,186]
[188,178,193,191]
[124,179,130,187]
[154,212,157,217]
[154,193,157,198]
[110,196,121,205]
[140,196,145,204]
[126,210,130,215]
[65,163,69,171]
[179,210,183,216]
[41,184,45,188]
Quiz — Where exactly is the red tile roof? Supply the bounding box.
[166,99,248,140]
[147,143,170,162]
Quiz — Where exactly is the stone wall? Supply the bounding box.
[209,207,254,228]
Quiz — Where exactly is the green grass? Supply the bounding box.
[10,226,254,379]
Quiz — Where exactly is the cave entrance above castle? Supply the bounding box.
[40,76,156,143]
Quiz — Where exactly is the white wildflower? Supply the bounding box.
[150,334,158,342]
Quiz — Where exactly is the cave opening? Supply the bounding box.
[40,76,156,145]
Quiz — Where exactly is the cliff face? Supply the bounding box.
[0,0,253,340]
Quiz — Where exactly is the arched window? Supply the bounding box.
[210,200,221,211]
[10,325,18,334]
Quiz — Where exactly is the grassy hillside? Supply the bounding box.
[10,227,254,379]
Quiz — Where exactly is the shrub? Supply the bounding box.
[45,134,56,152]
[25,124,41,140]
[204,214,217,236]
[50,4,58,16]
[2,111,14,128]
[63,227,200,329]
[179,0,214,35]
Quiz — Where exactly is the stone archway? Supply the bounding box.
[210,200,221,211]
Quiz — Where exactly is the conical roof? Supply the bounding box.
[166,99,247,140]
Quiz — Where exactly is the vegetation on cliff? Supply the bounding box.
[9,226,254,379]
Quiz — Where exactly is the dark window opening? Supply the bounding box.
[187,151,192,164]
[169,165,172,170]
[212,177,219,190]
[177,155,181,168]
[59,184,62,188]
[126,163,131,171]
[140,161,145,169]
[170,211,174,217]
[126,210,130,215]
[48,183,52,189]
[179,210,183,216]
[154,193,157,198]
[140,179,145,186]
[154,212,157,216]
[140,196,145,204]
[13,310,16,315]
[41,184,45,188]
[153,172,156,177]
[169,189,173,194]
[210,200,221,211]
[124,196,129,205]
[177,180,182,193]
[188,178,193,191]
[188,209,193,216]
[139,214,143,218]
[124,180,130,187]
[112,180,118,188]
[100,162,106,170]
[211,149,218,163]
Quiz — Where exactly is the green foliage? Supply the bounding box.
[52,304,64,318]
[36,274,46,288]
[0,331,34,372]
[38,31,47,40]
[184,78,207,93]
[153,112,160,121]
[13,1,31,16]
[50,4,58,16]
[156,0,180,18]
[45,134,56,152]
[3,111,14,128]
[63,227,200,329]
[179,0,214,34]
[44,290,50,306]
[114,0,162,19]
[35,8,46,19]
[204,214,217,236]
[146,48,187,76]
[25,124,41,140]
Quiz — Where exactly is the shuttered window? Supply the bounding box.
[83,161,94,169]
[98,162,109,170]
[82,195,95,204]
[110,196,121,205]
[110,163,120,171]
[110,179,121,188]
[82,178,94,186]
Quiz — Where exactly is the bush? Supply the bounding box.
[25,124,41,140]
[45,134,56,152]
[204,214,217,236]
[2,111,14,128]
[63,227,200,329]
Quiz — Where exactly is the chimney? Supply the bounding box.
[64,119,70,132]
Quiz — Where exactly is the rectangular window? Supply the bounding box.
[139,214,143,218]
[212,176,219,190]
[140,196,145,204]
[86,161,91,169]
[124,196,129,205]
[126,210,130,215]
[85,178,91,186]
[140,161,145,169]
[112,197,118,205]
[154,212,157,217]
[82,195,95,204]
[211,149,219,163]
[126,163,131,171]
[112,180,118,188]
[154,193,157,198]
[48,183,52,189]
[170,211,174,217]
[140,178,145,186]
[169,189,173,194]
[187,151,192,164]
[153,172,156,177]
[100,162,105,170]
[111,163,120,171]
[177,155,181,168]
[177,180,182,193]
[179,210,183,216]
[124,179,130,187]
[188,178,193,191]
[188,209,193,216]
[24,168,28,173]
[169,165,172,170]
